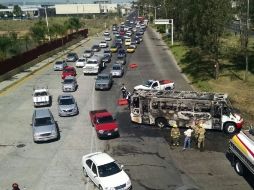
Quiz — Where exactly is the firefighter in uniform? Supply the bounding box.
[170,123,181,146]
[192,120,200,143]
[197,121,206,150]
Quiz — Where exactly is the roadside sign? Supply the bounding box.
[154,19,170,24]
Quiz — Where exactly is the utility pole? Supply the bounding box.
[244,0,249,81]
[44,6,50,41]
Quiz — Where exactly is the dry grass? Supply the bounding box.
[0,16,122,37]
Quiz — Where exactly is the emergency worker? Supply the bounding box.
[170,123,181,146]
[197,122,206,150]
[120,83,127,98]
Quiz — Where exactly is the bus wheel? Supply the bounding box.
[155,118,167,128]
[234,159,244,176]
[224,122,236,134]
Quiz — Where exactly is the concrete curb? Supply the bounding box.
[0,38,90,94]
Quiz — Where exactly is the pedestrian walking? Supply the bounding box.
[170,123,180,146]
[12,183,20,190]
[197,123,206,151]
[120,83,127,98]
[183,126,193,150]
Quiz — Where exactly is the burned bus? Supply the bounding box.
[130,89,243,134]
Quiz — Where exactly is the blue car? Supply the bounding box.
[117,49,126,58]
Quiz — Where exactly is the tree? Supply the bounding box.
[30,20,47,44]
[65,17,81,33]
[0,4,7,9]
[13,5,22,17]
[0,35,11,60]
[23,33,31,51]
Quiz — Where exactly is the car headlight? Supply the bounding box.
[126,179,131,186]
[98,130,104,134]
[51,130,57,136]
[104,187,114,190]
[34,133,40,138]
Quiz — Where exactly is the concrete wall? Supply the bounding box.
[55,4,100,14]
[100,4,118,13]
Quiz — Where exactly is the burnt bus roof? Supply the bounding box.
[132,89,228,102]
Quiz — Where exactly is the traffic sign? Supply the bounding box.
[154,19,170,24]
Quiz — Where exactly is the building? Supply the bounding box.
[55,3,118,15]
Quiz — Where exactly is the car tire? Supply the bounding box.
[234,159,244,176]
[155,118,168,128]
[224,122,237,134]
[83,167,88,177]
[99,185,103,190]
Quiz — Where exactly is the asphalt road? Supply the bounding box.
[0,25,253,190]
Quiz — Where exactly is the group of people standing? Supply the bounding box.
[170,120,206,151]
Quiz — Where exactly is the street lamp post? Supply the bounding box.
[44,6,50,41]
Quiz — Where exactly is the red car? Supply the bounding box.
[89,109,119,139]
[61,66,77,79]
[119,30,125,36]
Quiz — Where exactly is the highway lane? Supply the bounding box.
[96,26,253,190]
[0,37,108,190]
[0,24,252,190]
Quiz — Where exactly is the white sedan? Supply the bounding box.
[82,152,132,190]
[99,41,108,48]
[75,58,86,68]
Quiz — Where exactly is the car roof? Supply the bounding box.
[112,63,121,67]
[90,152,115,166]
[34,109,51,118]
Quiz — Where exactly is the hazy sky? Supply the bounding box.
[0,0,133,4]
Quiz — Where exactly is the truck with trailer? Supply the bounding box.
[83,55,104,74]
[130,89,243,134]
[228,129,254,176]
[32,87,51,107]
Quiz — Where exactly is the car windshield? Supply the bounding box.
[144,80,153,87]
[55,61,63,65]
[104,50,110,53]
[59,98,74,105]
[34,117,53,126]
[64,69,73,73]
[111,46,116,48]
[85,50,91,53]
[87,60,97,64]
[64,79,74,84]
[78,59,85,62]
[98,161,121,177]
[34,91,48,96]
[113,66,121,70]
[119,50,125,54]
[68,53,75,57]
[97,115,113,123]
[97,76,109,80]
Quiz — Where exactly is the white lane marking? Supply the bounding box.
[86,81,97,190]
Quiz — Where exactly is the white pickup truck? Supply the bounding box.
[32,88,51,107]
[83,55,104,74]
[134,79,175,91]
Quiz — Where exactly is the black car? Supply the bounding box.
[117,49,126,58]
[91,45,101,52]
[66,52,78,62]
[135,36,141,44]
[102,54,111,63]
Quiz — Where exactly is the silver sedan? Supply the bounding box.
[110,63,124,77]
[58,94,79,117]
